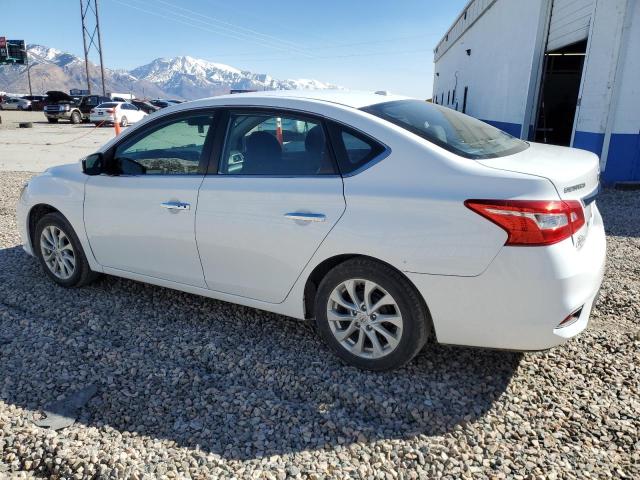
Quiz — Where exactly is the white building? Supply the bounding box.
[433,0,639,184]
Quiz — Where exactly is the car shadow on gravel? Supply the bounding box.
[0,246,521,460]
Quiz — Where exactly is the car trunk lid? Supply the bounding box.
[477,141,600,249]
[477,141,600,200]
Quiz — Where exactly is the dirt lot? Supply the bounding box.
[0,111,116,172]
[0,131,638,478]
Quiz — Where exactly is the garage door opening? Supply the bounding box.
[534,39,587,146]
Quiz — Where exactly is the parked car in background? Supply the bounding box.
[131,99,160,114]
[22,95,47,111]
[150,99,183,109]
[149,99,171,109]
[44,92,111,124]
[16,91,605,370]
[0,97,32,110]
[90,102,147,127]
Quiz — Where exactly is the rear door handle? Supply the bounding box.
[161,201,190,210]
[284,212,326,222]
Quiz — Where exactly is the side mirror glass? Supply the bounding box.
[82,152,103,175]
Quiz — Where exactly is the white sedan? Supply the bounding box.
[16,90,605,370]
[89,101,147,127]
[0,97,31,110]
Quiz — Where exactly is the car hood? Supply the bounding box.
[477,141,600,200]
[46,90,75,103]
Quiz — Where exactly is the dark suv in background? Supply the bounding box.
[44,91,111,124]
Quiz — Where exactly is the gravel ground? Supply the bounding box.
[0,171,638,479]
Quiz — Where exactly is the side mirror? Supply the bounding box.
[82,152,104,175]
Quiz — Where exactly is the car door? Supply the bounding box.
[84,110,217,287]
[196,109,346,303]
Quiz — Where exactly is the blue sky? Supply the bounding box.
[1,0,466,97]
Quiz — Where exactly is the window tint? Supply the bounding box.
[329,125,385,175]
[220,112,335,175]
[113,113,213,175]
[362,100,528,159]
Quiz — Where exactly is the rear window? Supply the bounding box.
[362,100,528,159]
[97,103,119,108]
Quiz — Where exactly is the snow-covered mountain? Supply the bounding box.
[0,45,165,98]
[131,55,338,98]
[0,45,339,100]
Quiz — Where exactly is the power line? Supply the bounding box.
[152,0,308,51]
[109,0,314,57]
[109,0,433,61]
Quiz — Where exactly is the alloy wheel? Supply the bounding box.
[327,278,403,359]
[40,225,76,280]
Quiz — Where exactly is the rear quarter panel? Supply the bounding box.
[314,129,559,277]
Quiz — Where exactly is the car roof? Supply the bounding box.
[208,89,410,109]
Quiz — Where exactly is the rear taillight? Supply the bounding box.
[105,108,114,113]
[465,199,585,246]
[90,109,96,113]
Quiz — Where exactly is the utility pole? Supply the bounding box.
[19,46,33,96]
[94,0,106,96]
[79,0,107,95]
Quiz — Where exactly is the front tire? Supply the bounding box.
[34,213,98,288]
[314,258,431,371]
[70,111,81,124]
[120,116,128,127]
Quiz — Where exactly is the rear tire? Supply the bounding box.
[34,213,99,288]
[314,258,431,371]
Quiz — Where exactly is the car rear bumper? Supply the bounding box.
[90,115,115,124]
[407,204,606,351]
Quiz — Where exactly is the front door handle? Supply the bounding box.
[284,212,326,223]
[161,201,190,210]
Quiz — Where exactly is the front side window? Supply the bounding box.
[363,100,528,159]
[112,113,213,175]
[219,112,335,175]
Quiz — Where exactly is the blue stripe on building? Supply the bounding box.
[481,119,522,137]
[572,131,605,156]
[603,133,640,183]
[573,131,640,183]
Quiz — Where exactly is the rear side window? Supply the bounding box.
[362,99,528,159]
[220,112,336,175]
[328,124,386,175]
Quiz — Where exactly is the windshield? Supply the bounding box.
[362,100,528,159]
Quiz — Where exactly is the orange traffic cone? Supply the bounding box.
[114,119,121,136]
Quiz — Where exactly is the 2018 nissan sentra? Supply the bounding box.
[16,90,605,370]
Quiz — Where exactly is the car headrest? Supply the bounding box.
[305,125,325,154]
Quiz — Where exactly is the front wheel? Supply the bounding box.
[120,116,128,127]
[34,213,99,287]
[70,111,81,124]
[314,258,431,371]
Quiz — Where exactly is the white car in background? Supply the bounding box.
[16,91,605,370]
[0,97,32,110]
[90,102,147,127]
